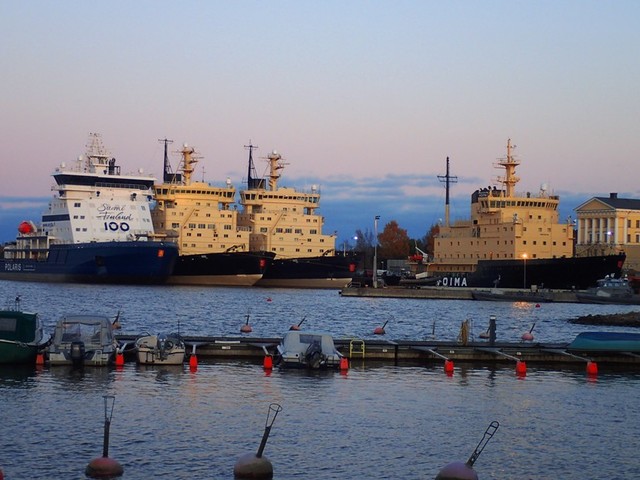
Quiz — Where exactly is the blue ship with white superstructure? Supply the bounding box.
[0,133,178,284]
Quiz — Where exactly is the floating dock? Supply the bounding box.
[116,335,640,368]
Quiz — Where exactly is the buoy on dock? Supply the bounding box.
[240,314,253,333]
[374,320,389,335]
[436,421,499,480]
[234,403,282,480]
[85,395,124,479]
[521,323,535,342]
[586,361,598,376]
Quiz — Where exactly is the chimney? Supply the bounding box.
[610,192,618,199]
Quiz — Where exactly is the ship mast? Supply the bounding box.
[159,138,174,183]
[180,144,198,186]
[496,139,520,197]
[437,156,457,227]
[246,142,265,189]
[267,151,287,191]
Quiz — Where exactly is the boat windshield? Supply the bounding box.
[58,320,111,346]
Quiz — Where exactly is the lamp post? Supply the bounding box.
[373,216,380,288]
[522,253,527,290]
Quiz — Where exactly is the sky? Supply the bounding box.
[1,1,639,247]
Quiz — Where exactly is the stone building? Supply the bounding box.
[575,193,640,272]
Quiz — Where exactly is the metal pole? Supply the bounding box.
[373,215,380,288]
[523,254,527,289]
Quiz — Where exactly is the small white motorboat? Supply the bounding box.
[275,331,343,369]
[48,315,119,366]
[135,333,186,365]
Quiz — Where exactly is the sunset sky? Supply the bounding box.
[1,1,638,245]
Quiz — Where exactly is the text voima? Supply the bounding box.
[436,276,468,287]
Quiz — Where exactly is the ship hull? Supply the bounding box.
[432,254,625,290]
[167,251,275,287]
[0,242,178,284]
[256,254,360,289]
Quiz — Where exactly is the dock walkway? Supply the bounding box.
[116,335,640,368]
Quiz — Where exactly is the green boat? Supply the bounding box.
[0,298,47,364]
[568,332,640,352]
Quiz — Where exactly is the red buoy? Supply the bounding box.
[36,352,45,366]
[114,351,124,367]
[189,354,198,371]
[516,361,527,375]
[339,357,349,371]
[263,355,273,370]
[444,359,454,374]
[586,361,598,376]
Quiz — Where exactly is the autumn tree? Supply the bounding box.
[378,220,410,260]
[422,223,440,257]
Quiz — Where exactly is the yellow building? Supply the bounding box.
[575,193,640,272]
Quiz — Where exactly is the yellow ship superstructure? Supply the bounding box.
[238,148,336,258]
[152,143,251,254]
[432,139,575,275]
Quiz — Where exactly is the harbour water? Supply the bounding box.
[1,281,640,479]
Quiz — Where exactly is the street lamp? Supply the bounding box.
[522,253,528,290]
[373,216,380,288]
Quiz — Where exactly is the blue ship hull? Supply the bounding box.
[0,241,178,284]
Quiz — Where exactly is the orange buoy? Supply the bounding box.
[374,320,389,335]
[241,314,253,333]
[444,359,454,374]
[35,352,45,366]
[516,361,527,375]
[339,357,349,371]
[263,355,273,370]
[586,361,598,376]
[86,457,123,478]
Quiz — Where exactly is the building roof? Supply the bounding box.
[576,194,640,212]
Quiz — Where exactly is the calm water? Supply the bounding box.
[2,281,640,479]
